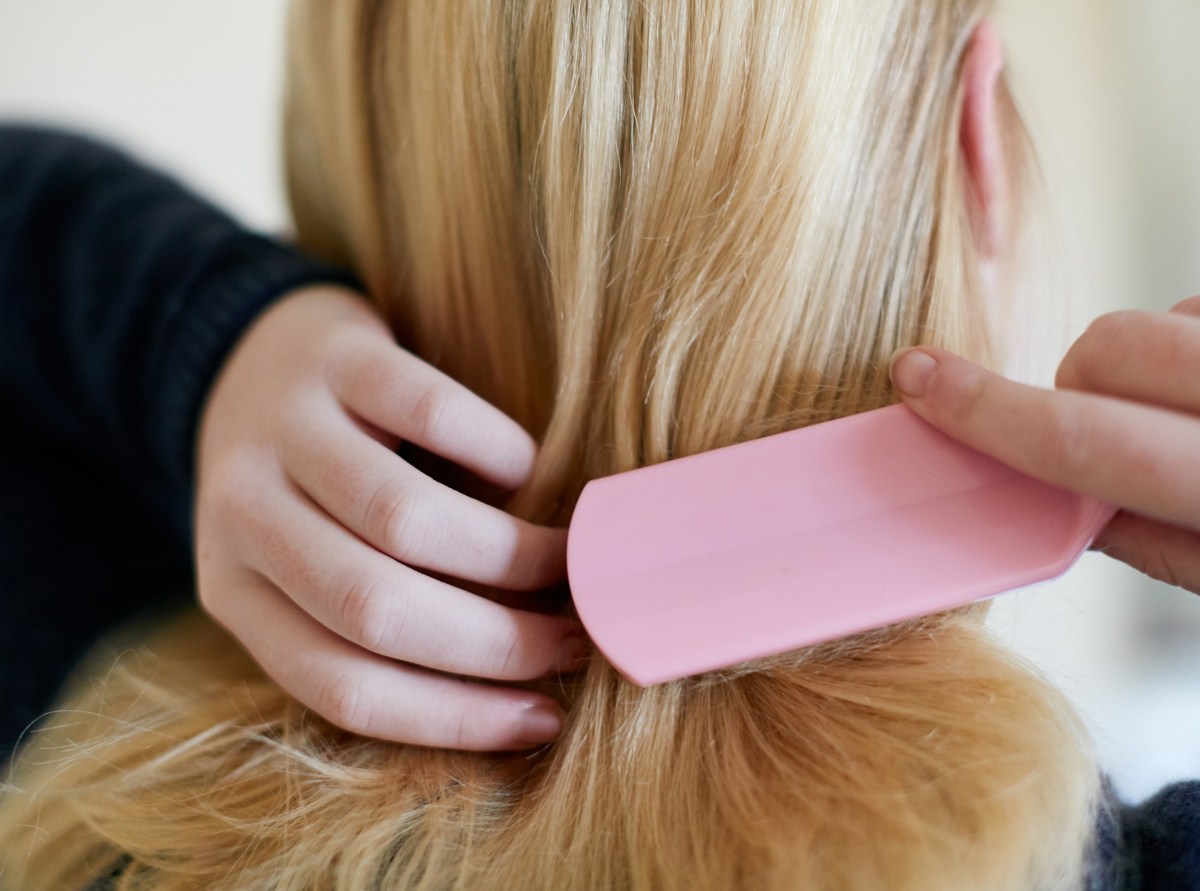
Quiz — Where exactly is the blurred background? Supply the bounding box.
[0,0,1197,801]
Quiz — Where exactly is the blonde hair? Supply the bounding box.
[1,2,1098,889]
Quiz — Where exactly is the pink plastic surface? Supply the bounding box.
[567,403,1116,686]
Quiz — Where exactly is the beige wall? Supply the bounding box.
[992,0,1200,799]
[1000,1,1200,315]
[0,0,290,231]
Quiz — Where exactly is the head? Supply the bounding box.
[284,0,1023,519]
[0,3,1098,890]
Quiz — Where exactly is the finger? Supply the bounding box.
[282,404,566,590]
[326,336,537,490]
[1055,310,1200,414]
[204,573,567,749]
[1093,511,1200,595]
[890,347,1200,530]
[1170,294,1200,317]
[223,468,585,681]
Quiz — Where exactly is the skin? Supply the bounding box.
[895,21,1200,596]
[195,286,580,750]
[891,303,1200,596]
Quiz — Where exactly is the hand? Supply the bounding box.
[194,285,581,750]
[890,296,1200,594]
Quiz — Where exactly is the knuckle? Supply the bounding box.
[320,333,354,386]
[1058,312,1138,390]
[310,436,367,511]
[939,362,988,430]
[1088,310,1140,345]
[1053,358,1080,391]
[273,393,329,463]
[210,451,266,529]
[410,383,457,446]
[355,348,395,396]
[485,614,559,680]
[1146,549,1185,590]
[337,345,403,413]
[1121,531,1190,591]
[491,629,527,679]
[312,671,375,734]
[334,570,397,653]
[1043,403,1094,482]
[454,707,472,749]
[272,392,309,443]
[1170,295,1200,317]
[1152,313,1200,371]
[441,699,492,750]
[322,331,373,391]
[364,480,426,561]
[319,455,357,508]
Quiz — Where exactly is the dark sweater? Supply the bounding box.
[1,126,1196,891]
[0,124,354,756]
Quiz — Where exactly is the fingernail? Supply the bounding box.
[516,703,563,746]
[890,348,938,398]
[554,633,592,673]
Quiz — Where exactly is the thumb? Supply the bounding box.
[888,346,1080,486]
[888,346,1200,531]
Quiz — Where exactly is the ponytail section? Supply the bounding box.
[2,611,1095,890]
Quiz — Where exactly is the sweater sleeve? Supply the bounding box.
[1124,781,1200,891]
[0,124,356,546]
[1088,778,1200,891]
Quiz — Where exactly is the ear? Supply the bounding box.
[960,21,1007,259]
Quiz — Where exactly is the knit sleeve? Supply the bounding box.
[1125,781,1200,890]
[1088,778,1200,891]
[0,124,357,546]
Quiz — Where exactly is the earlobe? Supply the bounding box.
[960,21,1007,259]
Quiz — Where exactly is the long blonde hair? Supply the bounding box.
[0,2,1098,889]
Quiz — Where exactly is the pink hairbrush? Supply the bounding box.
[567,403,1116,686]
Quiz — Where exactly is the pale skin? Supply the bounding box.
[893,23,1200,595]
[196,21,1195,753]
[892,303,1200,596]
[195,287,580,751]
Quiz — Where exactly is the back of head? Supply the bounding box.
[287,0,1004,499]
[0,2,1098,889]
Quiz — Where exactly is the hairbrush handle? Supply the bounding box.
[567,403,1116,686]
